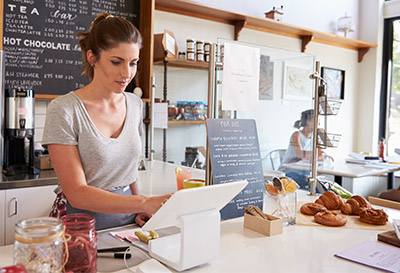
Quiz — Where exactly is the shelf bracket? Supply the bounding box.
[234,20,247,41]
[300,35,313,52]
[358,48,369,63]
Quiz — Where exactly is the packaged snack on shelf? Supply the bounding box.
[317,175,352,199]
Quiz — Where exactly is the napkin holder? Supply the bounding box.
[244,213,283,236]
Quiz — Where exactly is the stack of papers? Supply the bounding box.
[346,153,400,169]
[335,241,400,272]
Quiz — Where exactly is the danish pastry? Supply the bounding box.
[341,195,371,215]
[315,190,344,210]
[359,208,388,225]
[314,211,347,227]
[300,202,327,216]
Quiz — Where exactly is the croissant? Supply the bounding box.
[314,211,347,227]
[315,190,343,210]
[359,208,388,225]
[300,203,327,216]
[341,195,371,215]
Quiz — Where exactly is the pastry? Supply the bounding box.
[300,202,327,216]
[314,211,347,227]
[315,190,344,210]
[359,208,388,225]
[341,195,371,215]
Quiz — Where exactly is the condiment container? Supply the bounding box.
[14,217,65,273]
[178,51,186,60]
[186,39,195,51]
[204,42,211,53]
[196,52,204,62]
[196,40,204,51]
[187,50,195,61]
[62,214,97,273]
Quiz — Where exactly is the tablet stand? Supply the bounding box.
[148,208,220,271]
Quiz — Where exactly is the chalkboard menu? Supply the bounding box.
[3,0,140,95]
[206,119,265,220]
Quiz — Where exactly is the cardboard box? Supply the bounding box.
[35,155,53,170]
[244,213,283,236]
[154,29,178,60]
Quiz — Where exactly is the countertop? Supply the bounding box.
[1,160,399,272]
[0,169,58,190]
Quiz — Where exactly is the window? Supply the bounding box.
[380,17,400,156]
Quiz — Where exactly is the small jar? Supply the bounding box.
[178,51,186,60]
[204,42,211,53]
[186,39,195,51]
[62,214,97,273]
[196,52,204,62]
[187,50,195,61]
[204,54,210,62]
[14,217,65,273]
[196,40,204,51]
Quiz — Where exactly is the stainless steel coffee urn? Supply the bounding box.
[3,87,39,175]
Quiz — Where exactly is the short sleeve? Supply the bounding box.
[41,97,78,147]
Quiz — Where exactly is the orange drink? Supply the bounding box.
[175,167,192,190]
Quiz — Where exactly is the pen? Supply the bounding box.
[97,253,132,259]
[97,246,130,253]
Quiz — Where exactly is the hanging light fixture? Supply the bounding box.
[337,12,355,38]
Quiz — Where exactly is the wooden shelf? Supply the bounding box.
[155,0,377,62]
[168,120,206,124]
[154,57,209,69]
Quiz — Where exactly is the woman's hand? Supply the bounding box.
[144,193,172,215]
[135,213,151,226]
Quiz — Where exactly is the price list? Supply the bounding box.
[3,0,140,95]
[206,119,265,220]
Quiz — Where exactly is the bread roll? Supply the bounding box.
[341,195,371,215]
[315,190,344,210]
[300,203,327,216]
[314,211,347,227]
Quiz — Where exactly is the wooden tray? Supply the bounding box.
[295,202,392,231]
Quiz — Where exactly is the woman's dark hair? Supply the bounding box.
[293,109,314,129]
[77,13,142,80]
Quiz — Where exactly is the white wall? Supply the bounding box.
[192,0,360,39]
[153,6,363,164]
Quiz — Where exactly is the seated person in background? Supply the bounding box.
[378,187,400,202]
[279,109,326,190]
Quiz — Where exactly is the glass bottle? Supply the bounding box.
[62,213,97,273]
[14,217,64,273]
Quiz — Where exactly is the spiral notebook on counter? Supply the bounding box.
[335,241,400,272]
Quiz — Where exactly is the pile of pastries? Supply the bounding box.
[300,190,388,227]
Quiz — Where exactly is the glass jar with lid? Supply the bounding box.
[14,217,65,273]
[62,213,97,273]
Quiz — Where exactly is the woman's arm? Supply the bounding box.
[48,144,171,215]
[289,132,324,161]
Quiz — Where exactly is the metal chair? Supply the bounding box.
[263,149,286,170]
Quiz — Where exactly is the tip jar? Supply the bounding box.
[14,217,65,273]
[62,213,97,273]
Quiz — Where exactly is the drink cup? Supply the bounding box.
[175,168,192,190]
[183,179,206,189]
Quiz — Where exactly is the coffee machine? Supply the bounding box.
[3,87,39,175]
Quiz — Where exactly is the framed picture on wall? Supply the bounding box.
[282,62,313,100]
[321,67,345,100]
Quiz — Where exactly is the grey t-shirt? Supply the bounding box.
[42,91,143,194]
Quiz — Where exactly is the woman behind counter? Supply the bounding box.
[42,13,171,230]
[279,109,325,190]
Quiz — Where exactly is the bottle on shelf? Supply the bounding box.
[378,137,386,161]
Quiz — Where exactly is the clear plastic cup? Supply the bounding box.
[176,168,192,190]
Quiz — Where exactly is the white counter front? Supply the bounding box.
[0,160,399,273]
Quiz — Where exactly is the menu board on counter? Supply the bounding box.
[3,0,140,95]
[206,119,265,220]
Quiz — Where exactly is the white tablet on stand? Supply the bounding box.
[142,180,248,272]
